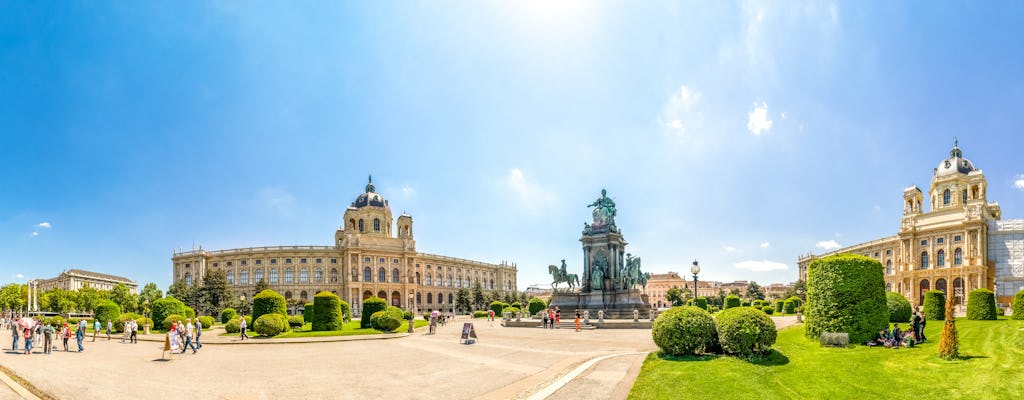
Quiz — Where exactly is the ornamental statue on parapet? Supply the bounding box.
[584,189,618,235]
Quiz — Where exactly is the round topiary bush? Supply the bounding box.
[886,292,912,323]
[220,308,237,324]
[717,306,777,356]
[805,254,888,344]
[302,302,314,325]
[1013,290,1024,320]
[313,292,343,331]
[511,301,522,309]
[288,315,304,329]
[651,306,718,356]
[370,308,404,332]
[490,301,508,316]
[152,297,188,330]
[225,317,241,333]
[966,288,997,320]
[724,295,741,309]
[528,298,547,316]
[741,301,751,307]
[775,301,784,313]
[360,296,388,329]
[783,299,797,314]
[252,290,287,326]
[254,313,289,337]
[184,307,196,319]
[762,306,774,315]
[94,301,122,326]
[135,317,152,329]
[161,314,186,331]
[473,310,488,318]
[923,290,946,321]
[197,316,214,329]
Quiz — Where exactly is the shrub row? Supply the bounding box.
[923,290,946,321]
[361,296,388,329]
[652,306,776,357]
[966,288,996,320]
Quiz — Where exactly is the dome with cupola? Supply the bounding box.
[352,175,388,208]
[934,138,976,177]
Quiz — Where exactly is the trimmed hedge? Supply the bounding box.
[313,292,343,331]
[886,292,912,323]
[161,314,186,331]
[724,295,741,309]
[361,296,388,329]
[220,308,237,324]
[94,301,122,326]
[966,288,997,320]
[254,313,289,337]
[135,317,152,329]
[717,307,777,356]
[152,297,188,330]
[923,290,946,321]
[805,254,888,344]
[288,315,304,328]
[511,302,522,309]
[528,298,547,316]
[370,308,404,332]
[651,306,718,356]
[302,302,314,325]
[184,307,196,319]
[501,306,520,317]
[762,306,774,315]
[695,297,708,310]
[775,301,784,313]
[197,316,214,329]
[783,299,797,314]
[473,310,489,318]
[225,318,240,333]
[489,301,508,316]
[252,290,287,326]
[1013,290,1024,320]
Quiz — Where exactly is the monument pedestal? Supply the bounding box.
[549,289,650,319]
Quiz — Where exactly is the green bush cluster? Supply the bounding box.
[527,298,547,316]
[775,301,784,313]
[717,307,777,356]
[966,288,997,320]
[225,318,241,333]
[724,295,741,309]
[501,306,520,316]
[360,296,388,329]
[220,308,237,324]
[302,303,314,325]
[152,297,189,330]
[115,313,141,332]
[805,254,888,344]
[473,310,489,318]
[45,316,65,327]
[288,315,304,328]
[490,301,508,316]
[652,306,718,356]
[694,297,708,310]
[254,313,289,337]
[1013,290,1024,320]
[886,292,912,323]
[762,306,774,315]
[161,314,186,331]
[923,290,945,321]
[184,307,196,319]
[197,316,214,329]
[511,302,522,309]
[783,299,797,314]
[252,290,287,326]
[996,307,1005,316]
[370,308,404,332]
[94,301,122,326]
[313,292,344,331]
[741,301,751,307]
[135,317,152,329]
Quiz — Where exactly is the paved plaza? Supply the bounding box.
[0,316,798,400]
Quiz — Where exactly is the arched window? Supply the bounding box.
[448,293,453,304]
[227,271,234,285]
[300,291,308,301]
[425,273,432,286]
[416,272,421,285]
[184,272,192,286]
[300,268,309,283]
[377,290,387,299]
[284,268,294,283]
[285,291,292,299]
[427,293,433,304]
[437,292,444,304]
[954,248,963,265]
[457,276,462,288]
[240,269,249,284]
[936,278,947,295]
[363,267,372,282]
[392,268,400,283]
[447,275,453,287]
[270,268,279,283]
[416,292,422,304]
[943,189,951,205]
[363,290,373,300]
[919,279,930,305]
[358,219,365,232]
[937,250,945,267]
[378,268,386,283]
[490,279,494,290]
[315,268,323,283]
[886,260,892,275]
[374,218,381,232]
[920,252,929,270]
[254,268,263,283]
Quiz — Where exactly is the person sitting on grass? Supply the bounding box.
[891,324,903,348]
[866,330,888,347]
[902,331,916,348]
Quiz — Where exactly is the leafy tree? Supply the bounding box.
[254,279,270,296]
[200,269,231,316]
[75,285,102,313]
[729,288,741,297]
[43,288,77,314]
[794,279,807,301]
[456,288,471,313]
[0,283,26,313]
[167,279,200,313]
[471,280,485,310]
[746,281,765,300]
[109,283,136,313]
[137,282,163,318]
[666,287,686,306]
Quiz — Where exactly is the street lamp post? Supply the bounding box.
[690,260,701,304]
[240,295,246,316]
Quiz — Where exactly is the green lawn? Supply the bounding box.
[629,318,1024,399]
[218,320,429,338]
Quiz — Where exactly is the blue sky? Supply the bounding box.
[2,1,1024,292]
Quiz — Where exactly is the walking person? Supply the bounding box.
[77,319,87,351]
[129,320,138,344]
[106,320,113,341]
[194,318,202,349]
[23,325,33,355]
[181,319,197,354]
[238,316,248,340]
[61,322,70,351]
[43,323,52,354]
[555,307,561,329]
[918,311,927,342]
[34,322,42,348]
[911,311,922,342]
[92,319,100,342]
[10,320,19,351]
[574,310,581,332]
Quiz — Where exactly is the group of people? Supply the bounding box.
[6,317,112,354]
[167,318,203,354]
[541,307,561,329]
[426,310,454,334]
[867,310,927,348]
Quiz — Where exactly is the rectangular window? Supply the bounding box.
[213,262,219,267]
[285,258,292,264]
[393,258,399,264]
[937,238,944,244]
[874,252,880,257]
[315,258,322,264]
[300,258,307,264]
[270,259,277,264]
[920,240,928,246]
[227,261,233,266]
[185,263,190,268]
[241,260,247,266]
[378,257,386,263]
[331,258,337,264]
[364,257,371,263]
[255,260,262,265]
[954,235,962,242]
[886,249,892,255]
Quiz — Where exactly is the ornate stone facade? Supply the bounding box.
[36,269,137,294]
[798,141,1023,306]
[171,176,518,313]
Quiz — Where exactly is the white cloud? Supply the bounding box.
[873,205,882,212]
[760,242,770,248]
[723,245,737,252]
[816,240,841,250]
[401,185,417,199]
[31,232,39,237]
[16,274,23,279]
[747,102,773,135]
[504,168,554,212]
[660,84,703,135]
[36,222,51,229]
[1014,174,1024,190]
[733,260,789,272]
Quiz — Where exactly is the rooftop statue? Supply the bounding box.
[586,189,617,233]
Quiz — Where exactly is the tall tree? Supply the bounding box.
[76,285,101,313]
[109,283,136,313]
[167,279,200,312]
[794,279,807,301]
[0,283,25,313]
[666,287,689,306]
[456,288,471,313]
[471,280,485,310]
[746,281,765,300]
[254,279,270,295]
[137,282,163,318]
[44,288,77,314]
[200,269,231,316]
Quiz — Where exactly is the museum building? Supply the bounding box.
[798,141,1024,307]
[171,177,518,313]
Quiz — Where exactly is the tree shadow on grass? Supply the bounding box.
[656,352,719,363]
[742,349,790,366]
[957,354,988,360]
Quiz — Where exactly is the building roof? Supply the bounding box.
[352,175,388,209]
[934,139,976,177]
[65,269,135,284]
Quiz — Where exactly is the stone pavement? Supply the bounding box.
[0,316,800,400]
